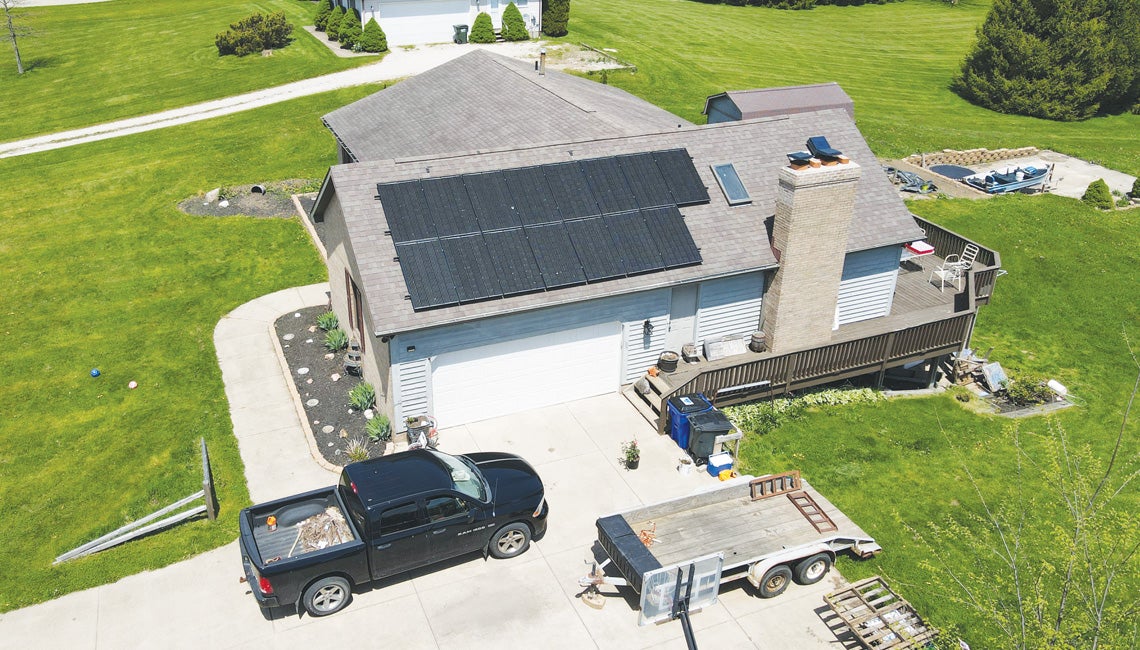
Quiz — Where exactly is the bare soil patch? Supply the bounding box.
[178,180,318,218]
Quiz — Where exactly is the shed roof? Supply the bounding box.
[327,108,923,336]
[703,82,855,121]
[323,49,690,162]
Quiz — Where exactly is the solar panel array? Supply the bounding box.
[378,149,709,310]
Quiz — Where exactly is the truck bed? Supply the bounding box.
[248,490,356,562]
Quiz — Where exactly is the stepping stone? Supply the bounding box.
[297,367,309,375]
[283,333,295,341]
[307,399,319,407]
[322,425,335,434]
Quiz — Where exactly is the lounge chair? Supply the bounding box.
[806,136,842,160]
[786,150,813,165]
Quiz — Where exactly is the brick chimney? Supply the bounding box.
[761,160,861,352]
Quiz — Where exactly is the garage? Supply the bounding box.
[430,322,622,426]
[375,0,471,46]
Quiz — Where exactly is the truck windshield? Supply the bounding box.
[429,450,488,502]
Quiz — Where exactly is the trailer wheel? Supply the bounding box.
[758,565,793,598]
[489,522,531,559]
[301,576,352,617]
[793,553,832,585]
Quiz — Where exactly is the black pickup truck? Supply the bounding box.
[239,449,548,616]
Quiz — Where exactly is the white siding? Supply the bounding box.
[696,273,764,347]
[622,315,669,383]
[393,357,430,425]
[835,247,901,326]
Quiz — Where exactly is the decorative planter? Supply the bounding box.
[625,458,640,470]
[657,351,680,373]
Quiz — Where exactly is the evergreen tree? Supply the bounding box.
[542,0,569,37]
[469,12,495,43]
[314,0,332,31]
[339,10,362,49]
[1103,0,1140,113]
[326,6,345,41]
[357,17,387,53]
[1082,179,1114,209]
[502,2,529,41]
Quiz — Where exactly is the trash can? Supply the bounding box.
[667,393,712,451]
[453,24,469,44]
[687,410,734,461]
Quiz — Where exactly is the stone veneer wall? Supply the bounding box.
[761,161,862,353]
[903,146,1039,168]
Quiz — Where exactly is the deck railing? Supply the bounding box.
[914,216,1002,304]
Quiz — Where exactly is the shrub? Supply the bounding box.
[348,382,376,411]
[1082,178,1114,209]
[469,12,495,43]
[358,18,388,53]
[345,437,371,462]
[502,2,529,41]
[542,0,569,36]
[1131,177,1140,198]
[1001,372,1052,406]
[724,387,885,436]
[366,414,391,443]
[215,12,294,57]
[326,6,345,41]
[316,310,339,331]
[339,10,362,49]
[314,0,332,31]
[324,328,348,352]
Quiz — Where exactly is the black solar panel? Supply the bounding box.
[439,234,501,303]
[617,153,674,209]
[580,156,640,214]
[502,166,561,227]
[395,240,459,309]
[642,206,702,268]
[421,176,478,237]
[464,171,521,231]
[378,181,435,241]
[525,224,587,289]
[654,149,710,206]
[543,162,601,220]
[565,217,625,282]
[483,229,546,296]
[605,211,664,275]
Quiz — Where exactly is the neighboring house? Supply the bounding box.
[311,50,1000,432]
[704,82,855,123]
[330,0,542,47]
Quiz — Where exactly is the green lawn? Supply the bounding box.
[0,0,375,141]
[568,0,1140,177]
[0,84,376,612]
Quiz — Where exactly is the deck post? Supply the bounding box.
[875,332,897,387]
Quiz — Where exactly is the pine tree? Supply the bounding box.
[1082,179,1114,209]
[339,10,362,49]
[469,12,494,43]
[502,2,529,41]
[542,0,569,37]
[326,6,345,41]
[314,0,332,31]
[357,17,387,53]
[1103,0,1140,113]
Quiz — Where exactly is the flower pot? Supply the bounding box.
[626,458,639,470]
[657,351,680,373]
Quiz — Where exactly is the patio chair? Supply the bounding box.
[806,136,842,161]
[929,243,980,292]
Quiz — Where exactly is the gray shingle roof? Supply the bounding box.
[322,50,690,162]
[704,82,855,120]
[327,109,924,336]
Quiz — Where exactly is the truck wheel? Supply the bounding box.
[302,576,352,617]
[489,522,531,559]
[758,565,792,598]
[793,553,832,585]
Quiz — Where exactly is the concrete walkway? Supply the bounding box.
[0,285,861,649]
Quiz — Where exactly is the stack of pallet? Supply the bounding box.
[824,576,937,649]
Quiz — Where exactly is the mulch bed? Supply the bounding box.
[178,180,317,218]
[275,305,385,466]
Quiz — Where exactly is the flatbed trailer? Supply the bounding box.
[582,471,881,627]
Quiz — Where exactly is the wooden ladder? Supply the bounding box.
[750,470,801,500]
[787,491,838,533]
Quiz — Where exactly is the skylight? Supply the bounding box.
[711,163,751,205]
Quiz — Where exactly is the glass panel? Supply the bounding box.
[425,496,467,522]
[712,163,751,205]
[378,502,420,536]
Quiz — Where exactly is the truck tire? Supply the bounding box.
[489,522,531,559]
[301,576,352,617]
[758,565,792,598]
[793,553,832,585]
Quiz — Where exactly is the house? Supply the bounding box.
[704,82,855,123]
[311,51,1000,432]
[329,0,542,47]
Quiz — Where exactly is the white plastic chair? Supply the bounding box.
[930,244,979,292]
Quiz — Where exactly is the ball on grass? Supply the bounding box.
[90,369,101,377]
[128,381,138,389]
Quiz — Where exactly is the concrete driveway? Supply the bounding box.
[0,287,859,650]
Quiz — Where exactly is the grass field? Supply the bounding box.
[0,84,376,612]
[569,0,1140,177]
[0,0,374,140]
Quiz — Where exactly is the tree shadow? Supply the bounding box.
[22,55,60,72]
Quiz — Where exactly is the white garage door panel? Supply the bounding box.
[378,0,470,46]
[432,322,621,425]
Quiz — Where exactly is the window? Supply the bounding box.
[378,502,421,536]
[425,496,467,522]
[429,450,488,501]
[711,163,751,205]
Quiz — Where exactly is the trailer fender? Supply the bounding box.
[746,543,833,591]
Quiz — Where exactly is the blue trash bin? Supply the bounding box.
[667,393,712,451]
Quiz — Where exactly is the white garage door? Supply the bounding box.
[377,0,470,46]
[431,322,621,426]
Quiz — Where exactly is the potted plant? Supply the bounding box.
[621,439,640,470]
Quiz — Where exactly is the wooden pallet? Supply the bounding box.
[787,491,838,533]
[825,576,938,649]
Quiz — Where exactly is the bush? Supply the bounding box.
[1131,177,1140,198]
[339,10,362,49]
[1001,372,1052,406]
[366,414,391,443]
[724,387,885,436]
[469,12,495,43]
[1082,178,1114,209]
[348,382,376,411]
[542,0,569,36]
[316,310,339,331]
[314,0,332,31]
[345,437,371,462]
[502,2,529,41]
[324,328,348,352]
[326,6,345,41]
[357,18,388,53]
[215,11,294,57]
